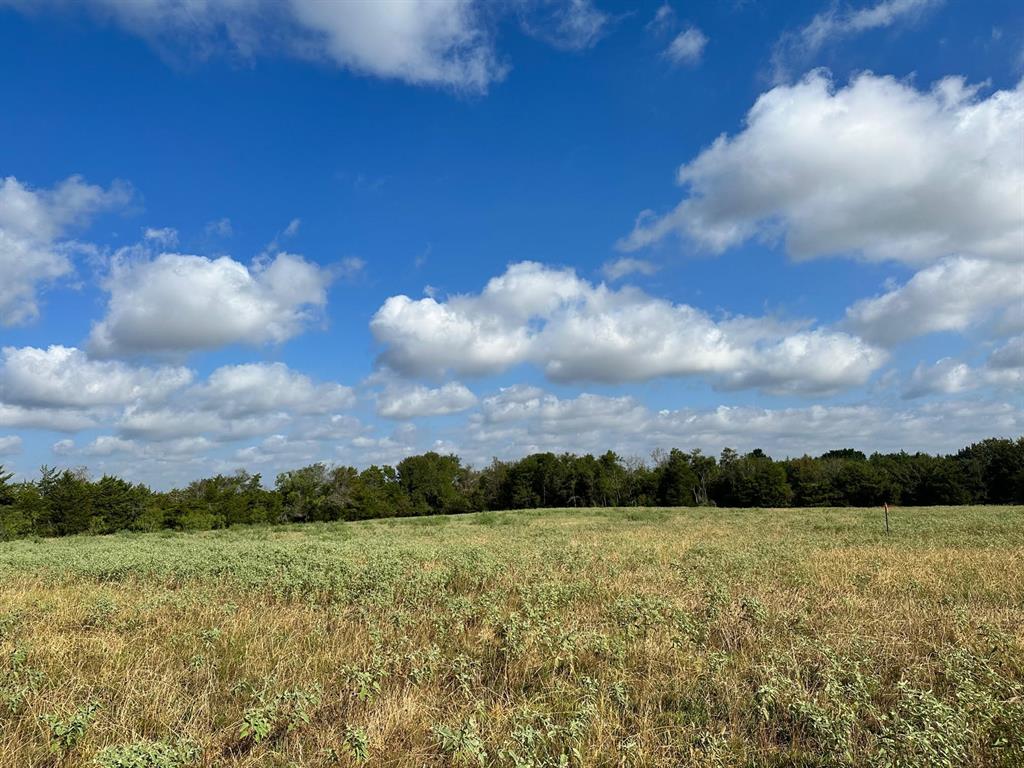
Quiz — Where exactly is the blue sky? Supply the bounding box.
[0,0,1021,487]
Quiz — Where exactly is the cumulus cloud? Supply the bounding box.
[0,345,192,408]
[665,27,707,65]
[903,358,973,399]
[0,403,98,433]
[618,72,1023,266]
[902,340,1024,399]
[845,257,1024,345]
[11,0,505,91]
[376,381,478,419]
[773,0,942,82]
[106,360,355,446]
[988,335,1024,371]
[88,252,333,356]
[191,362,355,418]
[234,434,322,465]
[82,435,139,457]
[0,347,354,465]
[0,175,130,325]
[52,439,75,456]
[372,261,885,393]
[462,386,1023,463]
[0,435,22,456]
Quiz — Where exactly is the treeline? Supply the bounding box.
[0,437,1022,540]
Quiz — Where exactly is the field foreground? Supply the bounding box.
[1,506,1023,767]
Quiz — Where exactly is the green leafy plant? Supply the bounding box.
[41,701,101,755]
[93,739,200,768]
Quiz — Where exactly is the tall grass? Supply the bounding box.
[1,505,1022,766]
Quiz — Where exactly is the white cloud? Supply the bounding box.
[0,435,22,456]
[377,381,477,419]
[12,0,505,91]
[773,0,942,82]
[338,256,366,280]
[845,257,1024,345]
[111,360,354,444]
[143,226,178,246]
[520,0,610,51]
[88,251,333,356]
[82,435,139,457]
[665,27,707,65]
[372,261,885,393]
[52,439,74,456]
[461,385,1023,463]
[234,434,322,465]
[601,257,659,281]
[988,335,1024,371]
[0,175,130,325]
[901,347,1024,399]
[0,404,98,433]
[903,357,973,398]
[618,72,1024,266]
[192,362,355,418]
[116,405,291,442]
[0,345,192,408]
[647,3,675,34]
[343,425,420,466]
[204,217,233,238]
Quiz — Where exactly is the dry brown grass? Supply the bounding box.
[1,505,1022,766]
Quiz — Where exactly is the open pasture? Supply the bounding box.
[1,505,1022,767]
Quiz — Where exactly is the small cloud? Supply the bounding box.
[283,218,301,237]
[338,256,366,281]
[520,0,611,51]
[772,0,942,83]
[143,227,178,247]
[415,244,432,269]
[601,257,660,281]
[665,27,708,65]
[204,217,233,238]
[0,435,22,456]
[52,439,75,456]
[647,3,675,34]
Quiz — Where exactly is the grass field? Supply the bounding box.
[1,506,1022,767]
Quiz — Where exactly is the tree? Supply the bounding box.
[397,452,470,515]
[687,449,717,506]
[92,475,148,533]
[714,452,793,507]
[655,449,698,506]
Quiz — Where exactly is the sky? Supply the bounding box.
[0,0,1021,488]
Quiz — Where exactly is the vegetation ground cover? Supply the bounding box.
[1,505,1022,766]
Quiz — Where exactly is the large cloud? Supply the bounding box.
[845,257,1023,345]
[191,362,355,418]
[0,175,130,325]
[8,0,504,91]
[88,252,333,356]
[618,71,1024,266]
[376,381,478,419]
[116,362,354,441]
[0,349,355,450]
[0,345,192,408]
[372,261,885,394]
[463,386,1024,463]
